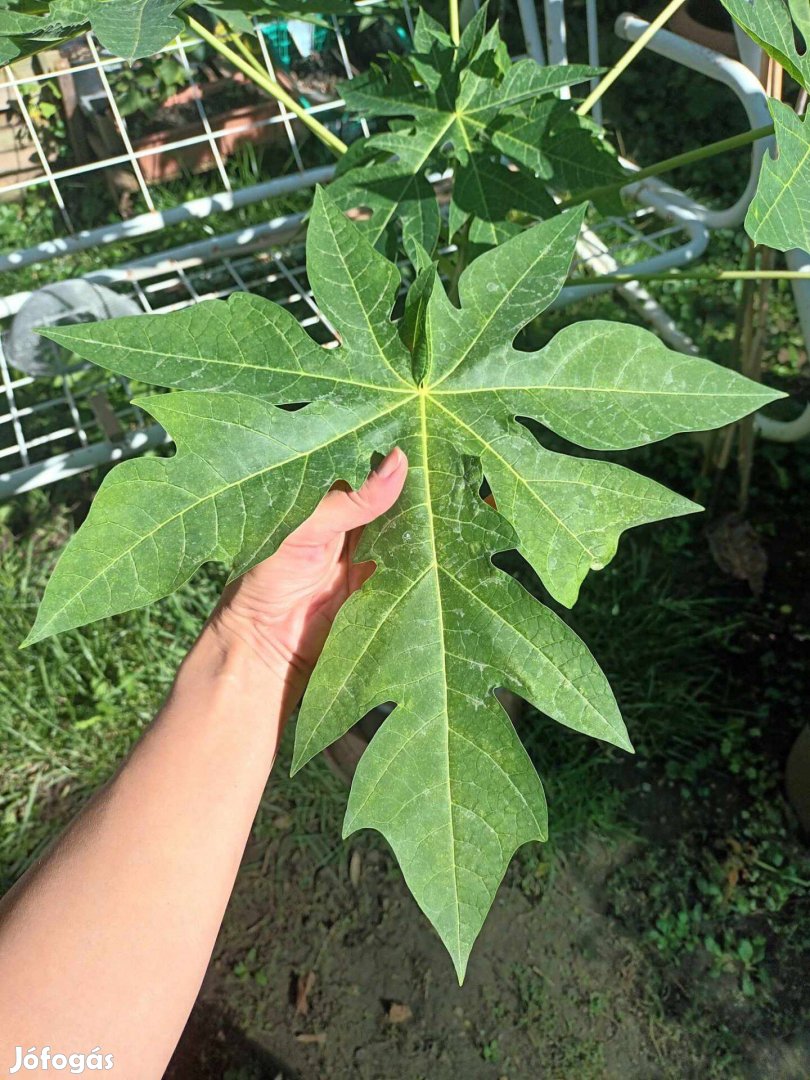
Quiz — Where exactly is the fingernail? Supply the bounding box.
[374,447,402,479]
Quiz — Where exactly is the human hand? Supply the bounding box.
[209,447,408,699]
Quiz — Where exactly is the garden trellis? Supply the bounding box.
[1,0,804,500]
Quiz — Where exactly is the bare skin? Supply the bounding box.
[0,447,408,1079]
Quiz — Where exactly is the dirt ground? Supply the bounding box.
[166,821,807,1080]
[168,835,676,1079]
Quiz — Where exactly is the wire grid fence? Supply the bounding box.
[0,1,748,496]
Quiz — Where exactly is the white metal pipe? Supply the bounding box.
[0,424,168,498]
[544,0,568,66]
[0,99,343,199]
[0,212,309,319]
[585,0,602,125]
[756,404,810,442]
[0,167,333,275]
[614,15,773,229]
[517,0,546,64]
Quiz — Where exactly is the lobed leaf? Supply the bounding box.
[720,0,810,251]
[28,187,782,978]
[745,99,810,253]
[0,0,361,65]
[331,5,599,251]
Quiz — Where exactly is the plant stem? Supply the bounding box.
[184,15,348,157]
[448,219,470,304]
[560,123,774,209]
[566,268,810,285]
[228,31,270,79]
[449,0,460,45]
[738,246,773,512]
[577,0,689,116]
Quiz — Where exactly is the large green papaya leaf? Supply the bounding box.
[720,0,810,251]
[28,187,782,977]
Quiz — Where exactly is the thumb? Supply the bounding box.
[292,447,408,544]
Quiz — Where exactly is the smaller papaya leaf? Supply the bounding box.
[0,0,184,63]
[0,0,361,65]
[198,1,359,38]
[28,188,783,979]
[0,0,86,63]
[330,3,599,252]
[745,99,810,253]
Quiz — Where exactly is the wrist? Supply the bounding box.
[176,614,309,724]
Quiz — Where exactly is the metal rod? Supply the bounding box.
[0,167,333,274]
[566,269,810,285]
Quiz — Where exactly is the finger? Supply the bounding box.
[291,448,408,545]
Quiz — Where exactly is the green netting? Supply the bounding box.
[260,19,333,68]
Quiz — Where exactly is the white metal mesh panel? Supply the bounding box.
[0,1,745,496]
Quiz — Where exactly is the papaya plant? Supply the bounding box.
[26,185,781,976]
[6,1,797,978]
[328,6,621,253]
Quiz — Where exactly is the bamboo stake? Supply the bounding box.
[576,0,689,116]
[185,16,348,157]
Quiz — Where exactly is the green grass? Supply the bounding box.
[0,482,353,891]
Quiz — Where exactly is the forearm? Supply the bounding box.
[0,624,293,1078]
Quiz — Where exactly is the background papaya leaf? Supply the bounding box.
[746,99,810,252]
[720,0,810,250]
[0,0,185,63]
[0,0,361,65]
[27,187,783,977]
[720,0,809,90]
[330,4,599,253]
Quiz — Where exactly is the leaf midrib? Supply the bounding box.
[42,329,413,396]
[431,396,599,562]
[364,112,457,244]
[295,565,431,767]
[428,213,581,393]
[418,392,462,965]
[441,566,618,741]
[755,110,810,235]
[432,384,771,398]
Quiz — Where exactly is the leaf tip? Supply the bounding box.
[452,952,469,985]
[20,614,48,649]
[614,728,635,755]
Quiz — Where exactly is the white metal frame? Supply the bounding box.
[0,1,805,499]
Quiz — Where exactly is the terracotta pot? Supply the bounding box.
[669,5,737,58]
[131,100,293,183]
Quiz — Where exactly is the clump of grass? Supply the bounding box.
[0,492,223,887]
